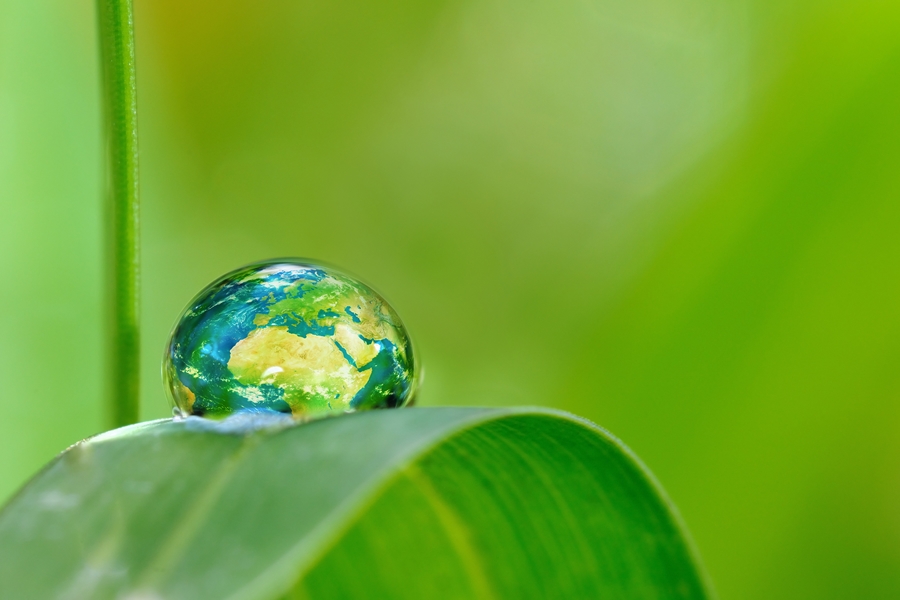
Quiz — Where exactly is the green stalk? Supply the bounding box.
[97,0,140,427]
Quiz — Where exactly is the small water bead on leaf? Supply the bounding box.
[163,260,418,420]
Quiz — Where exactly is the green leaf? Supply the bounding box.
[0,408,711,599]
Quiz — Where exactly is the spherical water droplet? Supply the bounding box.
[163,259,418,420]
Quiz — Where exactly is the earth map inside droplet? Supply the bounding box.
[164,260,417,420]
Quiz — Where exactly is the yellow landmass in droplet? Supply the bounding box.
[179,382,196,411]
[333,323,379,367]
[345,293,405,351]
[227,326,370,412]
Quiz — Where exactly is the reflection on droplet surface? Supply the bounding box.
[164,259,418,420]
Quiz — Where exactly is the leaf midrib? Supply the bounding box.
[222,407,522,600]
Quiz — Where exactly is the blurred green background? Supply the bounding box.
[2,0,900,597]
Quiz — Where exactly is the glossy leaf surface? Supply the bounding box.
[0,408,710,599]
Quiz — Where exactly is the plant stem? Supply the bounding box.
[97,0,140,427]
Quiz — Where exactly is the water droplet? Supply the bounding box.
[163,259,418,420]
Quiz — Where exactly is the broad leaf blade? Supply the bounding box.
[0,408,711,599]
